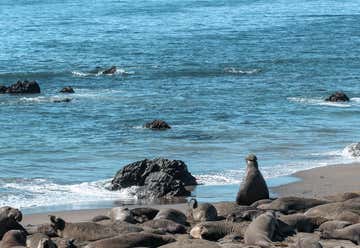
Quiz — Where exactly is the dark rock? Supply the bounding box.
[102,66,117,75]
[110,158,197,199]
[144,120,171,130]
[6,80,40,94]
[53,98,72,103]
[325,92,350,102]
[0,85,8,93]
[60,86,75,93]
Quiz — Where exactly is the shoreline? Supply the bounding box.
[20,162,360,224]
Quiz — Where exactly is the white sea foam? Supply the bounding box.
[287,97,352,107]
[71,68,134,77]
[224,67,261,75]
[0,178,137,210]
[20,96,73,103]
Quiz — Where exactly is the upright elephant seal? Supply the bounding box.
[84,232,175,248]
[321,223,360,245]
[50,215,118,241]
[236,154,269,206]
[244,211,277,248]
[188,199,218,222]
[1,230,27,248]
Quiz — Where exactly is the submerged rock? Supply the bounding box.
[102,66,117,75]
[343,143,360,158]
[325,92,349,102]
[6,80,41,94]
[60,86,75,93]
[144,120,171,130]
[53,98,72,103]
[0,85,7,93]
[110,158,197,199]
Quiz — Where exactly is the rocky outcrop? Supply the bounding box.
[1,80,41,94]
[325,92,349,102]
[102,66,117,75]
[144,120,171,130]
[60,86,75,93]
[110,158,197,199]
[343,143,360,158]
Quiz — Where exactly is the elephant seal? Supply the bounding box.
[188,199,218,222]
[244,211,277,248]
[109,207,136,223]
[319,220,352,232]
[142,219,186,234]
[26,223,57,237]
[293,236,323,248]
[279,213,327,233]
[84,233,175,248]
[26,233,56,248]
[130,207,159,223]
[227,209,265,222]
[0,206,27,239]
[250,199,273,208]
[154,208,187,225]
[50,215,118,241]
[324,192,360,202]
[236,154,269,206]
[91,215,111,222]
[305,197,360,223]
[190,220,250,241]
[258,196,328,214]
[213,202,254,217]
[1,230,27,248]
[321,223,360,245]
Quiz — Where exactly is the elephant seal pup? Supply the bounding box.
[84,232,175,248]
[26,233,56,248]
[190,220,250,241]
[142,219,186,234]
[319,220,352,232]
[321,223,360,245]
[130,207,159,223]
[258,196,328,214]
[109,207,136,223]
[154,208,187,225]
[188,199,218,222]
[244,211,277,248]
[0,206,27,239]
[236,154,269,206]
[1,230,27,248]
[50,215,118,241]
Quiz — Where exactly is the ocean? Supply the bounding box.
[1,0,360,213]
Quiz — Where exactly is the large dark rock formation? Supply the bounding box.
[110,158,197,199]
[0,85,7,93]
[325,92,349,102]
[102,66,117,75]
[4,80,41,94]
[144,120,171,130]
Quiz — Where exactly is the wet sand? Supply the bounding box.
[272,162,360,198]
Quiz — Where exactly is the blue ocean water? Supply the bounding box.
[1,0,360,213]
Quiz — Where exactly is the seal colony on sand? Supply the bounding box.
[1,155,360,247]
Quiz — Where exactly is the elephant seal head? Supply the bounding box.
[0,206,23,222]
[49,215,66,231]
[190,224,206,239]
[246,154,258,169]
[189,198,198,209]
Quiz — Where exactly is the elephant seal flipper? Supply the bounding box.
[236,154,269,206]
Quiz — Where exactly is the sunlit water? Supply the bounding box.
[1,0,360,213]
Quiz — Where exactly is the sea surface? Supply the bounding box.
[1,0,360,213]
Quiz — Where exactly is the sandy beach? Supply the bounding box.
[272,162,360,198]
